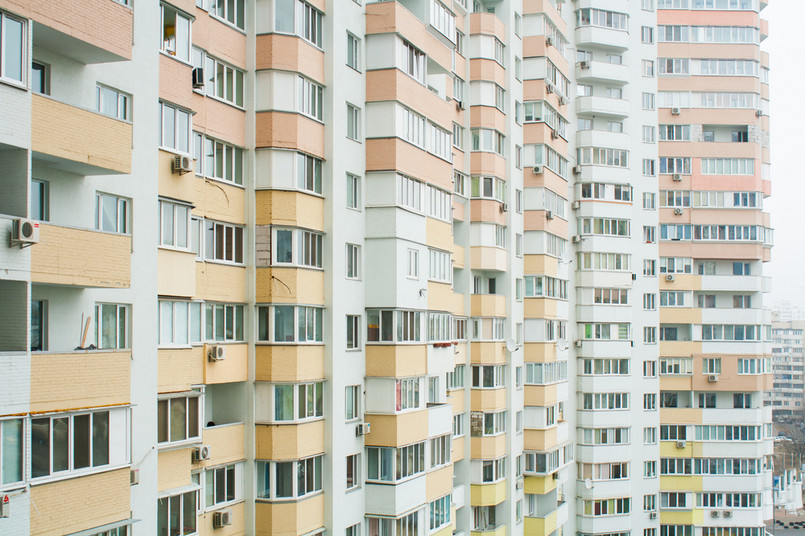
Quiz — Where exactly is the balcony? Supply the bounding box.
[576,129,629,150]
[575,26,629,50]
[202,422,246,466]
[30,350,130,413]
[575,96,630,118]
[471,294,506,317]
[31,94,132,175]
[256,495,324,536]
[31,223,131,288]
[27,0,133,63]
[575,61,629,85]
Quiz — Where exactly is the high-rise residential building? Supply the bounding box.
[0,1,771,536]
[655,3,774,536]
[768,321,805,421]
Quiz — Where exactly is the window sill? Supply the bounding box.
[255,490,324,503]
[255,341,324,346]
[0,76,26,92]
[159,50,193,68]
[208,13,247,35]
[200,175,246,190]
[30,462,130,487]
[204,498,246,513]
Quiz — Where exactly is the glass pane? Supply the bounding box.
[53,417,69,472]
[276,230,293,263]
[101,304,117,349]
[170,398,187,442]
[176,206,188,248]
[206,470,215,508]
[189,302,201,342]
[92,412,110,467]
[162,202,175,245]
[275,385,293,420]
[169,495,180,536]
[73,414,91,469]
[175,302,188,344]
[31,418,50,478]
[158,400,168,443]
[4,17,24,82]
[276,462,293,497]
[188,396,199,438]
[101,87,118,118]
[274,306,294,342]
[1,420,22,484]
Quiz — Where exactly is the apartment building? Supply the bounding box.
[656,3,775,536]
[767,321,805,421]
[0,0,771,536]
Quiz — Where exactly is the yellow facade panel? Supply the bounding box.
[255,345,326,382]
[159,347,205,393]
[204,343,248,384]
[365,410,429,447]
[366,345,428,378]
[255,494,325,536]
[471,481,507,506]
[255,421,325,460]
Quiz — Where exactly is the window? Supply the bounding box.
[644,393,657,410]
[347,33,360,71]
[472,365,505,389]
[366,442,425,481]
[95,303,128,349]
[31,179,49,221]
[203,220,244,263]
[345,244,361,279]
[95,193,128,234]
[645,427,657,444]
[428,249,452,283]
[430,495,451,530]
[257,305,322,343]
[0,12,24,85]
[161,5,191,62]
[96,85,130,121]
[346,173,361,209]
[645,495,657,511]
[367,310,422,343]
[30,410,114,480]
[271,382,323,421]
[429,435,451,468]
[579,359,626,377]
[271,228,322,268]
[430,0,456,41]
[346,454,360,489]
[428,186,452,222]
[576,8,629,31]
[396,378,421,410]
[407,249,419,278]
[160,102,191,153]
[344,315,361,350]
[643,126,656,143]
[192,49,245,107]
[453,414,464,438]
[642,26,654,43]
[643,60,655,77]
[645,461,657,477]
[159,301,202,345]
[157,395,200,444]
[347,104,361,140]
[157,491,197,536]
[581,498,631,516]
[298,76,323,120]
[642,92,656,110]
[473,506,497,531]
[401,39,426,83]
[644,293,656,310]
[1,418,23,486]
[205,463,241,509]
[275,0,323,48]
[209,0,244,29]
[256,455,323,499]
[193,133,244,185]
[345,385,360,421]
[198,302,242,342]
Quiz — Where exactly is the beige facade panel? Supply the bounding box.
[205,343,248,384]
[524,474,557,495]
[255,190,326,230]
[30,350,130,413]
[660,408,703,426]
[660,307,702,325]
[452,435,466,461]
[29,468,130,536]
[469,58,506,86]
[0,0,132,61]
[658,140,759,159]
[428,281,463,316]
[470,246,507,272]
[524,384,559,408]
[523,210,568,236]
[256,421,325,460]
[427,218,454,252]
[194,11,247,69]
[470,106,506,133]
[256,34,325,84]
[31,224,131,288]
[159,447,194,492]
[470,481,507,507]
[256,268,325,305]
[524,427,559,452]
[158,249,197,298]
[470,388,507,412]
[364,409,428,447]
[255,494,325,536]
[202,423,247,467]
[452,242,466,269]
[199,501,246,536]
[470,342,506,365]
[159,347,205,393]
[365,1,452,72]
[470,434,506,460]
[453,199,466,223]
[470,294,506,318]
[523,123,570,154]
[366,138,453,192]
[659,356,772,392]
[524,254,559,275]
[31,94,132,175]
[366,69,454,132]
[256,112,325,159]
[523,342,559,363]
[196,262,247,303]
[158,149,196,202]
[366,345,428,377]
[470,199,507,225]
[524,298,560,320]
[192,96,247,154]
[160,54,195,111]
[523,0,567,35]
[659,75,759,93]
[522,37,570,75]
[470,152,506,178]
[658,42,760,61]
[449,389,466,413]
[660,241,769,262]
[657,107,760,127]
[255,345,325,382]
[523,80,567,111]
[470,12,506,42]
[426,465,454,501]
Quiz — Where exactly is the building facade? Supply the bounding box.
[0,0,772,536]
[768,321,805,421]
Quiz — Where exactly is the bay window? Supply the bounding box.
[204,302,245,342]
[158,394,200,444]
[367,309,422,343]
[271,227,323,268]
[257,455,323,500]
[159,300,202,345]
[31,410,112,478]
[257,305,323,343]
[161,5,191,62]
[367,442,425,482]
[158,490,197,536]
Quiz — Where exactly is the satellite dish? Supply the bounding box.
[584,478,593,490]
[505,339,518,353]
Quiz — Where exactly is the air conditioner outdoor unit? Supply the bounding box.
[711,511,720,518]
[213,509,233,528]
[532,165,544,175]
[456,100,465,111]
[130,468,140,485]
[708,374,719,382]
[674,208,683,215]
[516,477,524,489]
[208,345,226,362]
[672,174,682,182]
[546,82,554,94]
[192,67,205,89]
[572,200,581,210]
[574,339,583,348]
[500,203,509,213]
[572,235,581,243]
[723,511,732,518]
[572,165,582,175]
[579,60,590,70]
[755,110,762,117]
[546,211,553,220]
[194,445,212,462]
[551,128,558,139]
[173,155,193,175]
[666,274,675,282]
[11,218,40,246]
[649,512,657,520]
[356,422,371,436]
[560,96,569,105]
[0,495,8,519]
[676,440,686,448]
[671,107,681,115]
[546,36,554,47]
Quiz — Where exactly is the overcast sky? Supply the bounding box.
[760,2,805,311]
